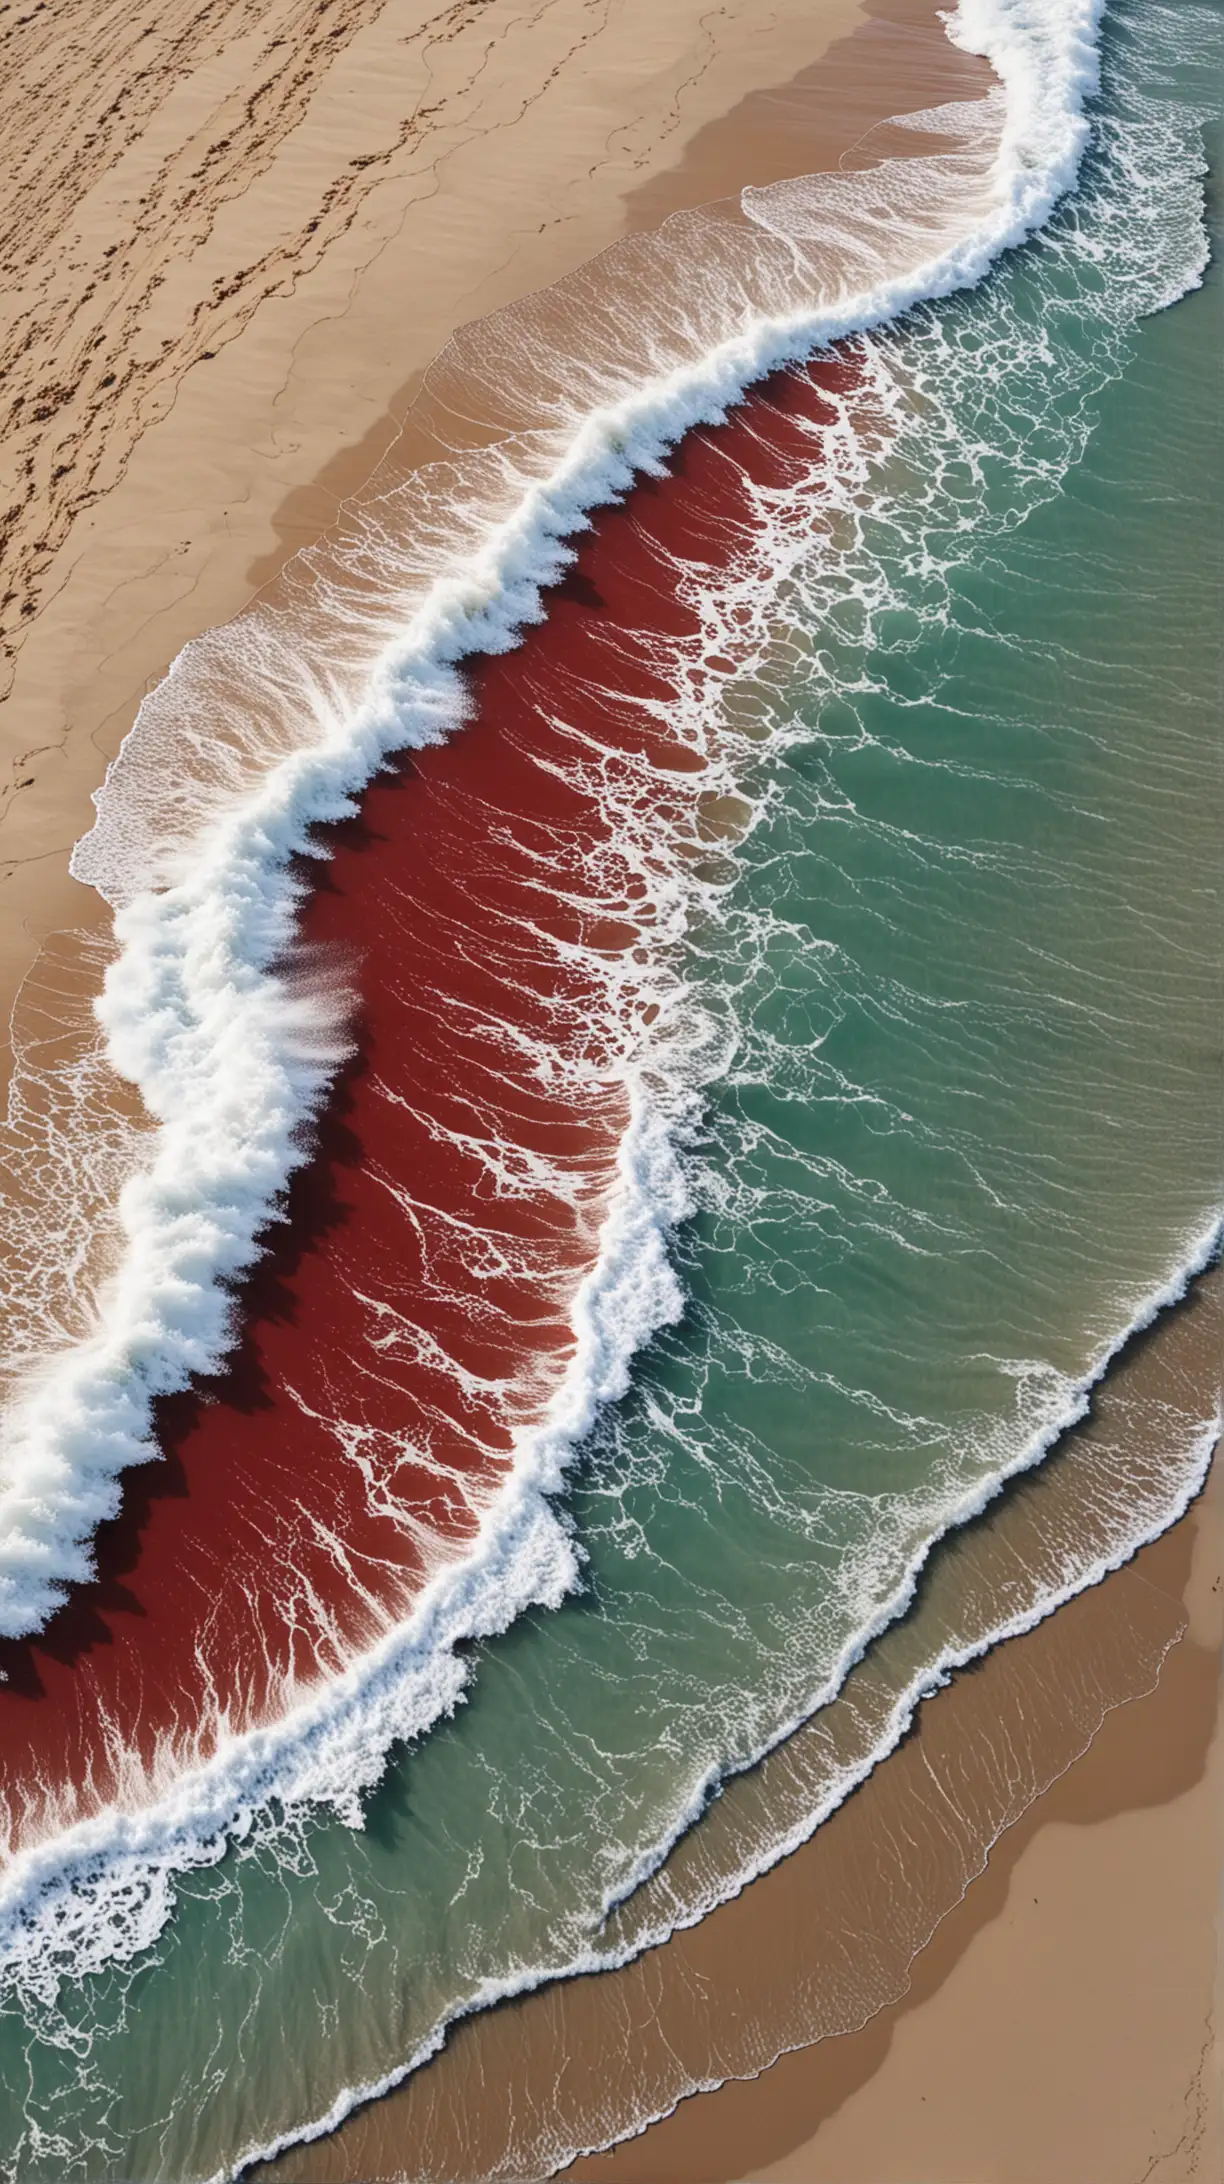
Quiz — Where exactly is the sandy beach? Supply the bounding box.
[263,1284,1223,2184]
[1,3,1218,2179]
[743,1512,1223,2184]
[575,1469,1224,2183]
[0,0,987,1440]
[0,0,1000,1116]
[1,0,962,1055]
[0,0,995,1798]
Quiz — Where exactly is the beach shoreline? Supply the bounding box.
[264,1272,1223,2184]
[2,0,979,1062]
[742,1488,1224,2183]
[0,0,1000,1826]
[573,1458,1224,2184]
[0,3,1217,2179]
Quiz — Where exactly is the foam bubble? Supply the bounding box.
[0,0,1200,2034]
[3,0,1102,1635]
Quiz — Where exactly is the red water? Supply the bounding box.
[0,350,863,1849]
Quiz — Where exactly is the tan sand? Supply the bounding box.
[567,1512,1223,2184]
[0,0,996,1072]
[2,0,918,1047]
[10,14,1217,2182]
[747,1523,1223,2184]
[258,1278,1222,2184]
[0,0,988,1356]
[568,1301,1224,2184]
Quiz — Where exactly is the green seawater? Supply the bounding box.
[2,4,1220,2177]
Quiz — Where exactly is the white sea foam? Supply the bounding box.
[0,0,1187,2029]
[0,1073,691,1994]
[2,0,1101,1632]
[223,1225,1222,2184]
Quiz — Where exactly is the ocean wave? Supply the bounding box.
[227,1230,1223,2184]
[0,0,1170,2030]
[0,0,1086,1638]
[0,0,1098,1643]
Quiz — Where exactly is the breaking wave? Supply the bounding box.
[3,0,1098,1639]
[0,16,1217,2158]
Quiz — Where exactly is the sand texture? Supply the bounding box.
[262,1278,1224,2183]
[0,0,986,1384]
[0,0,892,1043]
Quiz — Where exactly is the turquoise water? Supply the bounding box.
[2,3,1221,2177]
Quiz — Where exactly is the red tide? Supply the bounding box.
[0,348,866,1850]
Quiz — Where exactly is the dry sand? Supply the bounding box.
[570,1317,1224,2184]
[0,0,988,1352]
[563,1299,1224,2184]
[260,1277,1223,2184]
[1,0,904,1043]
[573,1471,1224,2184]
[747,1537,1223,2184]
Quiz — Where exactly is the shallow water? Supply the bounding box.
[0,1,1220,2178]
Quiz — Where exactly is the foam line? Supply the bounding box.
[221,1223,1221,2184]
[3,1210,1217,2026]
[0,0,1158,2012]
[2,0,1103,1636]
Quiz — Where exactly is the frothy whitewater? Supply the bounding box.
[1,0,1095,1640]
[0,2,1219,2173]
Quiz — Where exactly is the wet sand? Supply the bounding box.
[572,1479,1224,2184]
[4,8,1218,2182]
[262,1274,1222,2184]
[0,0,990,1829]
[745,1557,1223,2183]
[0,0,991,1444]
[0,349,880,1840]
[0,0,964,1052]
